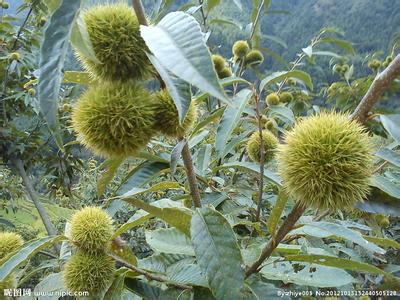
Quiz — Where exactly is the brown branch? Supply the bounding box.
[254,91,265,221]
[198,0,208,31]
[313,209,330,222]
[131,0,148,26]
[249,0,264,41]
[109,254,192,290]
[13,159,58,237]
[245,202,305,277]
[181,141,202,208]
[13,159,60,252]
[350,54,400,123]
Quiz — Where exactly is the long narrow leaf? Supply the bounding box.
[0,236,66,281]
[38,0,81,149]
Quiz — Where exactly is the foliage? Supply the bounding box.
[1,0,400,299]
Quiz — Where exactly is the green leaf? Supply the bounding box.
[267,191,289,236]
[113,199,185,238]
[215,161,282,186]
[117,162,170,195]
[125,278,190,300]
[33,272,66,300]
[260,258,355,288]
[375,148,400,168]
[344,64,354,82]
[302,45,313,57]
[120,181,182,199]
[380,115,400,144]
[104,271,127,300]
[312,50,343,59]
[370,175,400,199]
[191,107,224,136]
[122,197,192,236]
[167,262,208,287]
[194,77,250,103]
[0,236,66,281]
[363,236,400,249]
[141,12,228,103]
[147,54,192,122]
[97,157,124,197]
[247,278,284,300]
[62,71,92,85]
[43,0,61,13]
[232,0,242,11]
[285,254,391,277]
[207,0,222,12]
[38,0,82,150]
[70,11,100,65]
[291,222,385,254]
[195,144,212,177]
[191,207,247,300]
[171,140,186,174]
[319,37,355,55]
[139,253,190,273]
[267,105,295,125]
[260,70,313,91]
[215,89,252,158]
[146,228,195,255]
[209,18,242,30]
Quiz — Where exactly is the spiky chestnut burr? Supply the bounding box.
[63,251,115,296]
[218,67,232,79]
[9,52,20,61]
[153,90,197,138]
[244,50,264,66]
[75,4,153,81]
[71,81,156,158]
[212,55,226,73]
[232,40,250,58]
[279,92,293,103]
[246,130,278,163]
[266,93,280,106]
[277,111,374,211]
[0,232,23,259]
[70,207,113,254]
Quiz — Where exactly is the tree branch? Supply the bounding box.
[254,91,265,221]
[181,141,202,208]
[350,54,400,123]
[13,159,58,238]
[249,0,264,41]
[109,254,192,290]
[132,0,148,26]
[245,202,306,277]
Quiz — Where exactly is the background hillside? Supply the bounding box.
[9,0,400,65]
[207,0,400,59]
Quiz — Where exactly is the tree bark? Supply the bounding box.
[181,142,202,208]
[132,0,148,26]
[13,159,58,238]
[350,54,400,123]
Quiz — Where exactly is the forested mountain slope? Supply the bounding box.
[207,0,399,64]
